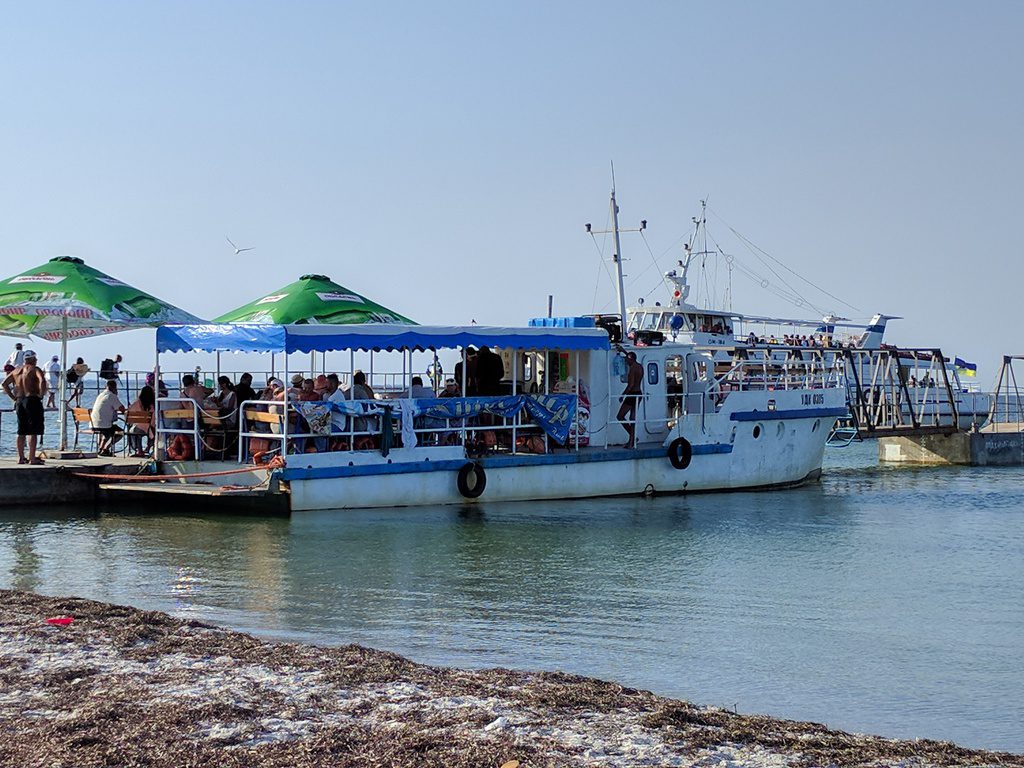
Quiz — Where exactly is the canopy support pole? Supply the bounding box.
[154,340,162,459]
[282,354,290,456]
[574,350,580,451]
[460,348,467,446]
[511,349,518,454]
[58,315,68,451]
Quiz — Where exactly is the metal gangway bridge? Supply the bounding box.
[834,346,964,439]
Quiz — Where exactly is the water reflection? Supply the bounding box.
[0,445,1022,752]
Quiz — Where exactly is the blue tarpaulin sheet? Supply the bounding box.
[159,323,610,353]
[527,316,596,328]
[157,324,286,353]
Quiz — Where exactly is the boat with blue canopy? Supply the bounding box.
[147,262,847,512]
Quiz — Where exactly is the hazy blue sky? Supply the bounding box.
[1,2,1021,380]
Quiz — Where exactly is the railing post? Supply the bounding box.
[511,349,518,454]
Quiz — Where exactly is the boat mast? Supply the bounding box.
[586,165,645,332]
[609,184,628,330]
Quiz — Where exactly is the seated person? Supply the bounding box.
[213,376,238,427]
[91,379,126,457]
[180,374,210,409]
[436,378,463,444]
[409,375,438,442]
[127,384,155,457]
[345,371,376,438]
[297,378,321,402]
[234,372,257,407]
[410,375,434,398]
[439,377,461,398]
[289,378,322,452]
[324,373,348,433]
[287,373,305,399]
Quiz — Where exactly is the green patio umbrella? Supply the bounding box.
[0,256,205,450]
[213,274,416,325]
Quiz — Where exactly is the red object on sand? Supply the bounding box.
[45,617,74,626]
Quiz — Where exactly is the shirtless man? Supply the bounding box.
[2,350,48,465]
[615,351,644,449]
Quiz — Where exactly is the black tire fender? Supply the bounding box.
[457,461,487,498]
[667,437,692,470]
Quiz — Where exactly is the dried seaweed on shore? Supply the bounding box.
[1,589,1020,768]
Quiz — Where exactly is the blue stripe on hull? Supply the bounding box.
[729,407,847,422]
[283,442,733,481]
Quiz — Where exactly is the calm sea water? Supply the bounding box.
[0,440,1021,753]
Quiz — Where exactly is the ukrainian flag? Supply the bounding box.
[955,357,977,377]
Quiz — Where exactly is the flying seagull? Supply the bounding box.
[226,236,254,254]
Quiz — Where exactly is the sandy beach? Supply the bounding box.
[0,589,1020,768]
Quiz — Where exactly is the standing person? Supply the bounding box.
[2,350,48,464]
[46,355,61,409]
[67,358,90,406]
[91,379,126,457]
[113,354,122,380]
[475,346,505,396]
[615,351,644,449]
[5,342,25,369]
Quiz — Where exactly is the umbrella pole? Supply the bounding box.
[58,315,68,451]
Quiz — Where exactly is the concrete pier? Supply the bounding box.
[880,428,1024,466]
[878,432,972,465]
[0,456,147,507]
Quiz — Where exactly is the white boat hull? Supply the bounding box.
[284,390,845,511]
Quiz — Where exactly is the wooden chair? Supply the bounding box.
[201,410,230,460]
[123,411,154,456]
[158,407,197,459]
[242,408,284,459]
[72,408,96,451]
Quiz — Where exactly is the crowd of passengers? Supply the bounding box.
[152,345,512,458]
[767,333,859,348]
[695,325,861,348]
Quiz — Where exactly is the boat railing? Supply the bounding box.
[154,397,204,460]
[713,348,846,396]
[229,394,585,462]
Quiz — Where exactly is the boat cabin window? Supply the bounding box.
[647,362,659,386]
[638,312,659,331]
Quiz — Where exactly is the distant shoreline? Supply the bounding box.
[1,590,1019,768]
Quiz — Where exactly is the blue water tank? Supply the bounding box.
[527,316,597,328]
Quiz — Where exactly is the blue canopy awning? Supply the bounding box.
[157,324,287,353]
[157,323,611,354]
